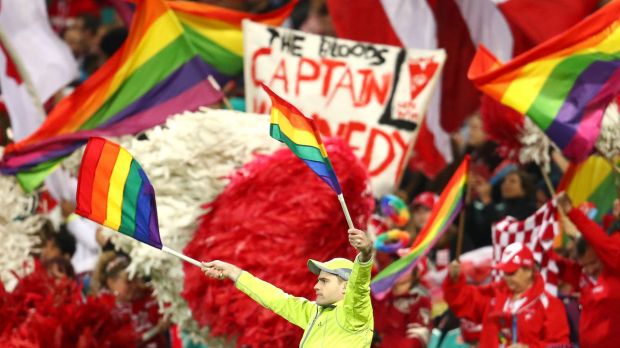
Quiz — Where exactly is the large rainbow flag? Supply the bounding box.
[371,156,469,297]
[262,84,342,194]
[0,0,226,192]
[168,0,296,79]
[468,0,620,161]
[558,155,619,222]
[76,137,161,249]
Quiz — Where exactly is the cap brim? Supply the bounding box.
[307,259,325,276]
[493,262,520,274]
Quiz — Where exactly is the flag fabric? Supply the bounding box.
[492,200,560,294]
[468,1,620,161]
[557,155,619,222]
[327,0,597,178]
[168,0,296,80]
[0,0,78,140]
[261,84,342,195]
[0,45,45,141]
[371,156,469,298]
[76,137,162,249]
[0,0,223,192]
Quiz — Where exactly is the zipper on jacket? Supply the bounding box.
[300,307,321,348]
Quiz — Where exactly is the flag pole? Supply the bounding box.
[455,166,472,261]
[337,194,355,229]
[207,75,234,110]
[161,246,203,268]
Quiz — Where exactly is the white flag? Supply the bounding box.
[0,0,77,140]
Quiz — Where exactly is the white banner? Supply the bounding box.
[243,20,445,195]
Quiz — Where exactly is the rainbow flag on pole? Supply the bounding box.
[261,84,342,194]
[0,0,223,192]
[76,137,162,249]
[468,0,620,161]
[558,155,619,222]
[371,156,469,297]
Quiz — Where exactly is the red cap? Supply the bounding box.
[411,192,438,210]
[494,243,535,273]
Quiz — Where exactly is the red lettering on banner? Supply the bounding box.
[339,121,366,153]
[251,47,272,87]
[270,59,289,93]
[308,113,411,181]
[362,128,394,176]
[357,69,390,107]
[391,131,409,185]
[327,68,356,107]
[321,59,346,97]
[295,58,320,96]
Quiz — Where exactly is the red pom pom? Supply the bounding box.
[182,137,374,347]
[0,269,136,347]
[480,95,524,158]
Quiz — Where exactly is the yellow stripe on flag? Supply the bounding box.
[176,11,243,56]
[104,148,133,229]
[272,109,329,157]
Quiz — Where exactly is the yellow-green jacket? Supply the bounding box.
[235,255,374,348]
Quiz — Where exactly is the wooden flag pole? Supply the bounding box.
[337,194,355,229]
[207,75,234,110]
[162,246,203,268]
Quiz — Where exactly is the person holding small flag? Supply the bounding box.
[444,242,570,347]
[201,228,375,348]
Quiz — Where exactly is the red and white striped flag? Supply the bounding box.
[492,200,560,294]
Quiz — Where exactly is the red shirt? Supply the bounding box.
[568,208,620,348]
[443,273,569,348]
[373,285,432,348]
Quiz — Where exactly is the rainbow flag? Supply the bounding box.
[262,84,342,194]
[168,0,296,79]
[76,137,162,249]
[558,155,619,222]
[0,0,223,192]
[371,156,469,297]
[468,0,620,161]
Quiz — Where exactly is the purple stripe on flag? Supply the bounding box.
[101,56,221,127]
[562,68,620,160]
[1,80,219,172]
[133,167,162,249]
[546,60,620,150]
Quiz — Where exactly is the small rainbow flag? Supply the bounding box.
[0,0,223,192]
[468,0,620,161]
[558,155,619,222]
[76,137,161,249]
[261,84,342,194]
[371,156,469,297]
[169,0,296,78]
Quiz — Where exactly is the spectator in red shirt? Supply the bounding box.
[444,242,570,347]
[373,260,432,348]
[557,192,620,348]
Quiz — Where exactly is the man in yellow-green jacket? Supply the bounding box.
[202,228,374,347]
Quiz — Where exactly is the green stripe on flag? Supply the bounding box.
[119,160,143,236]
